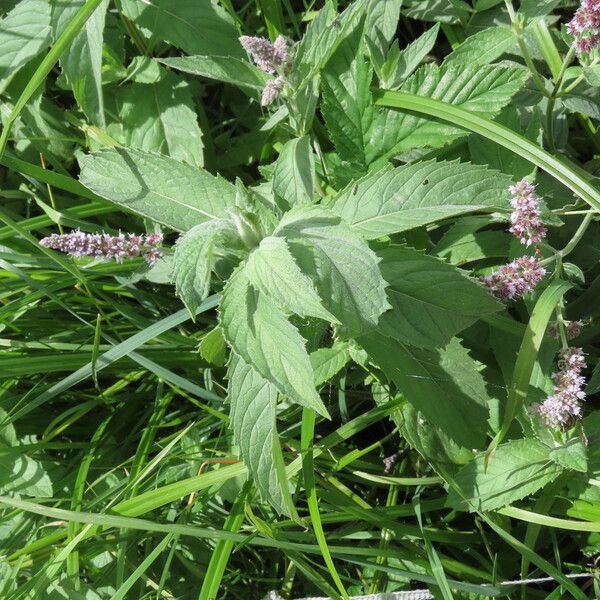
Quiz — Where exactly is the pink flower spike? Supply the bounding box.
[568,1,600,52]
[40,229,163,266]
[508,178,546,247]
[261,76,285,106]
[480,255,545,301]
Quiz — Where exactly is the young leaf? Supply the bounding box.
[330,159,512,239]
[220,266,329,417]
[443,27,516,68]
[447,438,564,511]
[361,335,491,448]
[113,71,204,167]
[310,342,350,387]
[118,0,242,58]
[245,236,338,323]
[228,354,296,516]
[364,0,402,58]
[172,220,237,317]
[274,205,391,337]
[376,246,502,348]
[78,147,237,232]
[0,0,52,89]
[51,0,108,127]
[158,55,269,91]
[388,23,440,87]
[272,136,315,207]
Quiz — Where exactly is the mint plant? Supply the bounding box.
[0,0,599,598]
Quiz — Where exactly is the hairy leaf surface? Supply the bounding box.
[361,335,491,448]
[444,27,515,67]
[447,439,564,511]
[228,354,294,516]
[220,266,328,417]
[272,136,315,207]
[78,147,236,232]
[377,246,502,348]
[274,206,391,336]
[330,159,512,238]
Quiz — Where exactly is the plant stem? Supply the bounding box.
[546,46,577,151]
[504,0,549,96]
[541,212,595,266]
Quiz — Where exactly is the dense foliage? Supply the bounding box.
[0,0,599,598]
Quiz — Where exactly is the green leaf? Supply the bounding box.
[310,342,350,387]
[158,55,269,91]
[373,90,600,213]
[114,71,204,167]
[361,335,490,448]
[220,266,329,417]
[0,0,52,89]
[389,23,440,87]
[119,0,242,58]
[550,439,588,473]
[199,326,227,367]
[330,159,512,239]
[0,454,53,497]
[323,33,528,179]
[78,147,237,232]
[245,236,338,323]
[228,354,296,516]
[51,0,108,126]
[272,136,315,207]
[365,0,402,57]
[447,438,564,511]
[274,205,391,337]
[172,220,237,316]
[518,0,561,19]
[444,27,515,68]
[562,93,600,121]
[404,0,471,23]
[376,246,502,348]
[293,0,367,81]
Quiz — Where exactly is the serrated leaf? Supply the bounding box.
[78,147,236,232]
[115,71,204,167]
[119,0,242,58]
[245,236,337,323]
[310,342,350,387]
[274,205,391,336]
[330,159,512,239]
[447,438,564,511]
[444,27,515,68]
[172,220,236,316]
[228,354,296,516]
[365,0,402,57]
[272,136,315,207]
[518,0,561,19]
[220,266,329,417]
[322,28,528,179]
[376,246,502,348]
[389,23,440,87]
[550,439,588,473]
[51,0,108,126]
[158,55,269,91]
[293,0,367,81]
[404,0,471,23]
[0,0,51,89]
[199,327,226,367]
[361,335,490,448]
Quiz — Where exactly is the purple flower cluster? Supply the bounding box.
[261,77,285,106]
[567,0,600,53]
[239,35,289,73]
[40,230,163,266]
[239,35,290,105]
[535,347,587,427]
[548,319,585,340]
[509,179,546,247]
[480,256,546,300]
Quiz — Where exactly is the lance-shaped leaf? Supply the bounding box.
[376,246,502,348]
[272,136,315,207]
[361,335,491,448]
[274,205,391,337]
[172,220,238,317]
[447,438,564,511]
[443,27,516,68]
[329,159,512,238]
[228,354,296,516]
[51,0,108,126]
[245,236,338,323]
[78,147,236,232]
[220,266,329,417]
